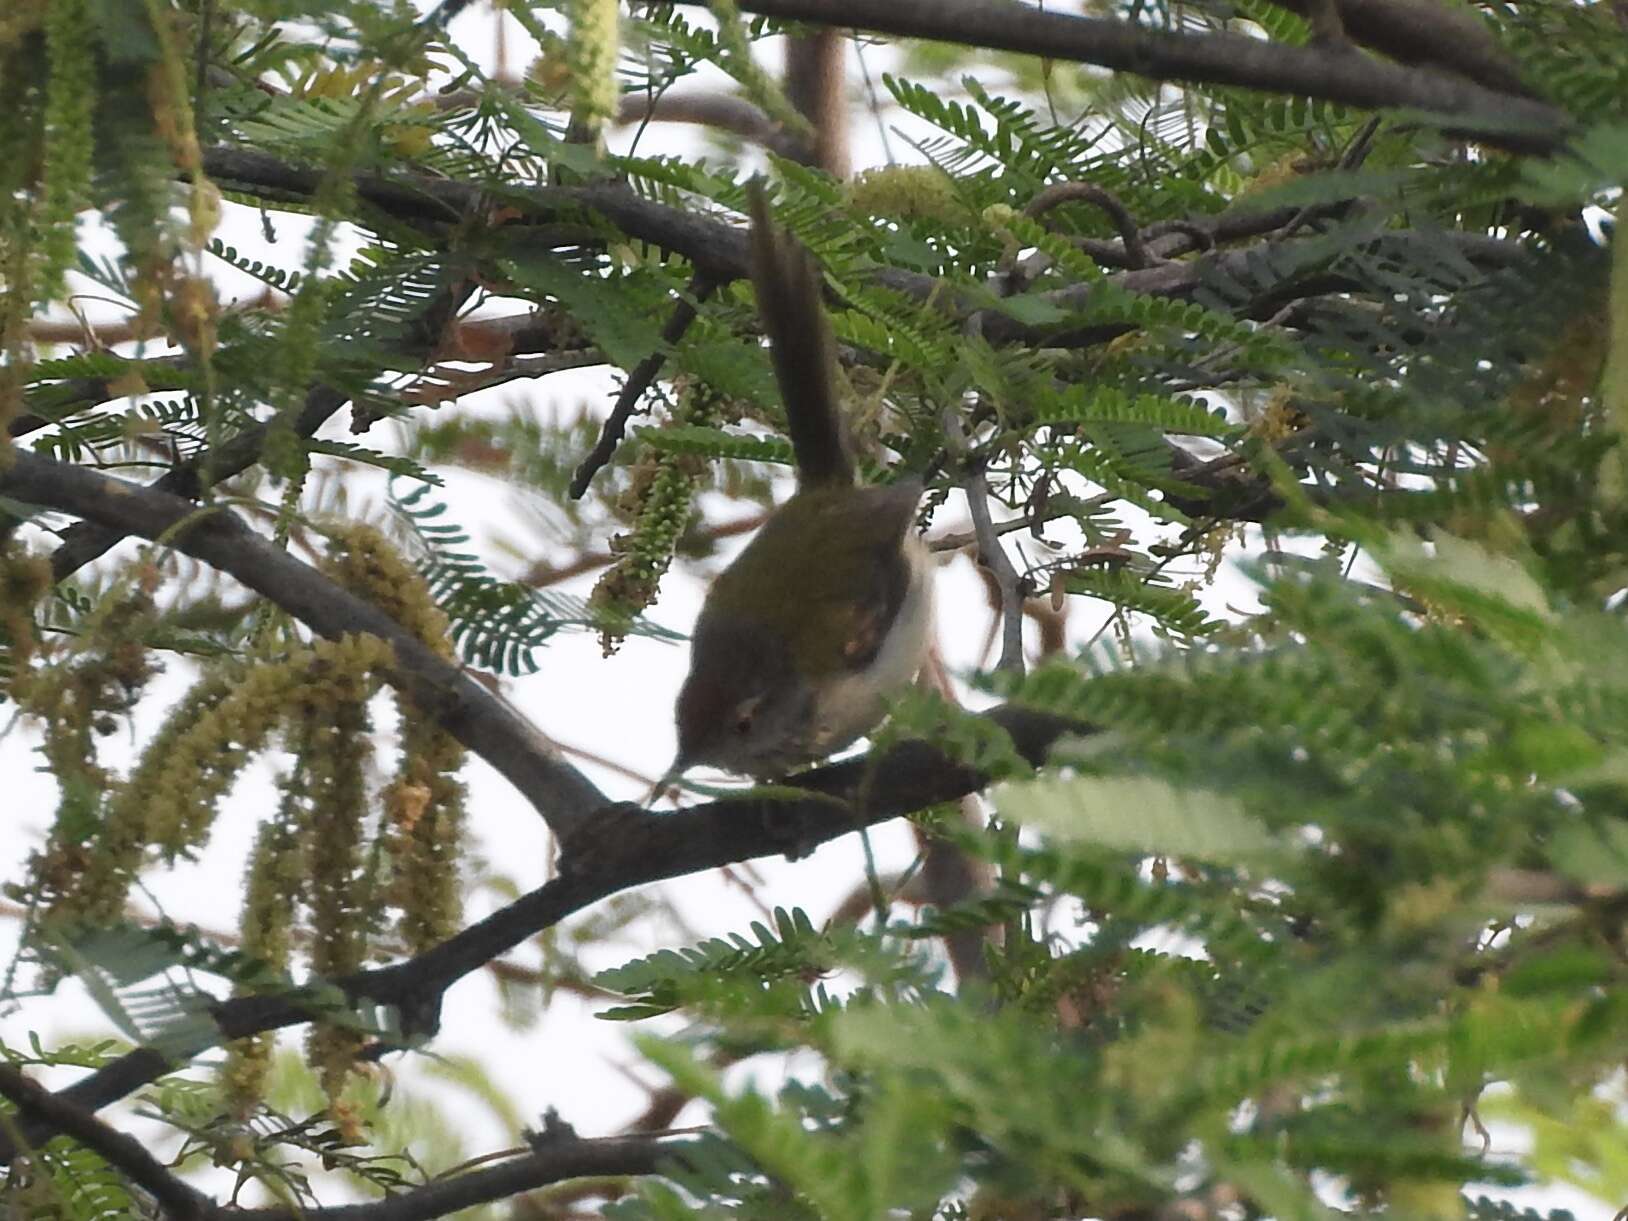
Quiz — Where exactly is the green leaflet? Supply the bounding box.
[997,774,1283,865]
[391,479,681,676]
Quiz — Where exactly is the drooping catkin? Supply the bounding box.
[565,0,620,145]
[322,525,467,952]
[590,388,722,653]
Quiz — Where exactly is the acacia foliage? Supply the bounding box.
[0,0,1627,1218]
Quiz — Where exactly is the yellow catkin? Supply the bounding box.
[0,543,51,676]
[566,0,620,141]
[0,16,45,427]
[14,574,162,943]
[1248,385,1305,442]
[321,524,454,659]
[297,688,374,1109]
[321,524,467,953]
[591,391,720,652]
[848,165,966,225]
[52,669,235,930]
[384,732,466,953]
[39,0,95,306]
[72,635,391,935]
[221,801,306,1117]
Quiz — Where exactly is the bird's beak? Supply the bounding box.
[647,758,686,806]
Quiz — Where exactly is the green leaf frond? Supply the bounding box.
[390,479,679,677]
[595,907,840,1023]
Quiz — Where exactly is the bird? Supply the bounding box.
[668,184,934,780]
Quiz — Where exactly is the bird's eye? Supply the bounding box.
[732,696,762,737]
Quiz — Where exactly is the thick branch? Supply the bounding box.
[1266,0,1529,96]
[0,1064,213,1220]
[0,1062,695,1221]
[1,450,607,837]
[668,0,1565,153]
[198,145,1528,355]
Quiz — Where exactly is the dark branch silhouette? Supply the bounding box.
[1,1059,700,1221]
[0,677,1073,1165]
[0,1064,214,1220]
[665,0,1563,152]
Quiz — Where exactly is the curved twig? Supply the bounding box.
[964,466,1028,675]
[615,90,815,161]
[228,1132,699,1220]
[1026,182,1154,270]
[0,1061,699,1221]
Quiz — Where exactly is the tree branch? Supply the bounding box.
[8,354,193,440]
[0,450,609,838]
[1026,182,1153,270]
[202,145,755,281]
[226,1133,698,1221]
[616,89,807,159]
[0,1060,697,1221]
[46,384,350,582]
[0,703,1077,1161]
[38,270,476,580]
[973,228,1530,347]
[197,145,1529,354]
[0,1064,213,1220]
[666,0,1565,153]
[1265,0,1530,97]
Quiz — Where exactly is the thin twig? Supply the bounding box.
[929,491,1114,552]
[943,397,1026,677]
[399,349,605,406]
[521,510,768,587]
[969,474,1026,675]
[569,275,716,500]
[1279,115,1385,239]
